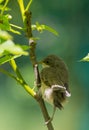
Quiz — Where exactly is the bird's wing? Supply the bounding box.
[40,67,64,86]
[40,67,70,95]
[40,67,71,109]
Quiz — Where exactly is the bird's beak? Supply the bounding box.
[38,60,47,68]
[37,60,43,64]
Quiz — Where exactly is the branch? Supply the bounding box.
[9,59,36,98]
[24,10,54,130]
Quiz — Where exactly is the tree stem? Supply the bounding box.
[24,10,54,130]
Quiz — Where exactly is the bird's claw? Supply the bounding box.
[45,117,53,125]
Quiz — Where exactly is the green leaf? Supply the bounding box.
[0,5,10,11]
[0,55,21,65]
[0,14,21,34]
[0,0,9,14]
[0,0,4,3]
[32,22,59,36]
[10,28,21,35]
[0,30,12,42]
[0,39,29,65]
[21,45,29,50]
[10,23,23,30]
[81,53,89,62]
[41,24,59,36]
[0,40,28,57]
[0,14,11,30]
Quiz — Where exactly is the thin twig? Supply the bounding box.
[24,10,54,130]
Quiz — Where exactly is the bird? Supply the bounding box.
[39,55,71,123]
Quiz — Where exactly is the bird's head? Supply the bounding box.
[41,55,63,68]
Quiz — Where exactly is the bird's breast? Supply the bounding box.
[40,82,54,105]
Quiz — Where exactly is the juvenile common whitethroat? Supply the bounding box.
[40,55,71,121]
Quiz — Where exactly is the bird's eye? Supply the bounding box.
[46,60,49,64]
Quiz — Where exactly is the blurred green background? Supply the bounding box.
[0,0,89,130]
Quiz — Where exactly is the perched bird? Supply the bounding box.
[40,55,71,122]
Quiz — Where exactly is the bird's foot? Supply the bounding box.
[45,117,53,125]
